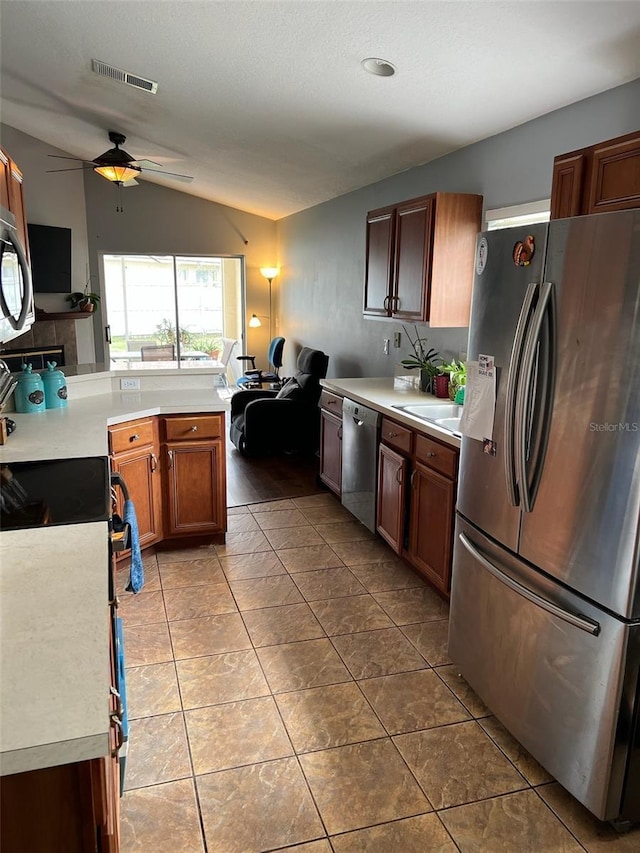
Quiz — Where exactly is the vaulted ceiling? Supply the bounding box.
[1,1,639,219]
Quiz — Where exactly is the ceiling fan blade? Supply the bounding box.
[132,158,163,169]
[46,166,95,173]
[140,167,194,183]
[47,154,85,161]
[122,178,139,187]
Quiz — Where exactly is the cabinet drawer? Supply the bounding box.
[109,418,155,454]
[380,417,413,455]
[415,434,458,478]
[163,414,223,441]
[320,390,343,415]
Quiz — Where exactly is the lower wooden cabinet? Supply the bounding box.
[0,758,118,852]
[109,412,227,550]
[319,391,344,497]
[377,419,458,595]
[319,408,342,496]
[407,461,456,591]
[109,418,162,556]
[376,443,407,553]
[161,414,226,538]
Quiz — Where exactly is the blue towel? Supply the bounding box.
[123,499,144,594]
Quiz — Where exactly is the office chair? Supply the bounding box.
[236,336,285,388]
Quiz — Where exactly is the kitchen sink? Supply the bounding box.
[433,417,462,435]
[393,403,462,420]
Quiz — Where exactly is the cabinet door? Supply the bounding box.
[165,440,226,535]
[376,443,407,554]
[550,153,587,220]
[364,207,394,317]
[408,461,455,594]
[320,409,342,496]
[587,132,640,214]
[392,196,434,321]
[7,157,29,260]
[111,446,162,551]
[0,148,10,212]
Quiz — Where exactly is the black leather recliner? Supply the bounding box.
[229,347,329,455]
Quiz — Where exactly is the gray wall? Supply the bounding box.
[0,124,95,362]
[276,78,640,378]
[83,172,277,362]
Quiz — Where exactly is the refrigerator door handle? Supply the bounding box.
[504,281,539,506]
[458,532,600,636]
[515,281,555,513]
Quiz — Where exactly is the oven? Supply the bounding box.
[0,207,34,345]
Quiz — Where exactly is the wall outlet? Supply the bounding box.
[383,338,390,355]
[393,332,402,348]
[120,377,141,391]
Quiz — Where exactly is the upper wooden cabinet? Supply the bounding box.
[364,192,482,327]
[0,146,30,261]
[550,130,640,219]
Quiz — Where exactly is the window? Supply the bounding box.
[102,254,244,367]
[485,199,550,231]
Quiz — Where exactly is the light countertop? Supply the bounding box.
[320,377,461,449]
[0,386,231,464]
[0,380,229,776]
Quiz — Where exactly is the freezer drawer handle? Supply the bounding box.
[458,533,600,636]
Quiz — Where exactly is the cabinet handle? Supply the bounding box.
[410,470,417,489]
[338,427,343,440]
[167,449,174,469]
[109,685,123,719]
[150,453,158,472]
[396,468,403,484]
[393,295,400,311]
[427,451,436,457]
[383,295,390,311]
[327,400,336,405]
[130,433,140,442]
[110,714,124,755]
[190,425,199,432]
[387,431,398,438]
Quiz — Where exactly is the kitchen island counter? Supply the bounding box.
[0,381,229,777]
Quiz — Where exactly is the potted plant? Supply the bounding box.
[440,359,467,401]
[67,285,101,313]
[400,325,442,393]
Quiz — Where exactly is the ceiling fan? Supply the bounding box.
[47,130,194,187]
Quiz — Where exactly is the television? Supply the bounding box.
[27,223,72,293]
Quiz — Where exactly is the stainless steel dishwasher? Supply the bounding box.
[341,398,381,532]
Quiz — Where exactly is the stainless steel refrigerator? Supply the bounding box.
[449,209,640,823]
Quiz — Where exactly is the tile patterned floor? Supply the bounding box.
[118,493,640,852]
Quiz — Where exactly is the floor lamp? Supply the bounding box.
[259,266,279,342]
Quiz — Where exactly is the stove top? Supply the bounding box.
[1,457,110,530]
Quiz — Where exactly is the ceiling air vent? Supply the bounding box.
[91,59,158,94]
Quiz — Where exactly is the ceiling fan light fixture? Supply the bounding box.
[361,57,396,77]
[94,163,141,183]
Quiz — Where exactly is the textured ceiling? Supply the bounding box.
[1,1,639,219]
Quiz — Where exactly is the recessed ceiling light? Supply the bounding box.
[361,57,396,77]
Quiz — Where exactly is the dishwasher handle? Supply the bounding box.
[342,398,381,430]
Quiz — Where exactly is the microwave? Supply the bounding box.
[0,207,34,344]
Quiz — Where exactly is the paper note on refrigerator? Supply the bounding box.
[459,355,496,441]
